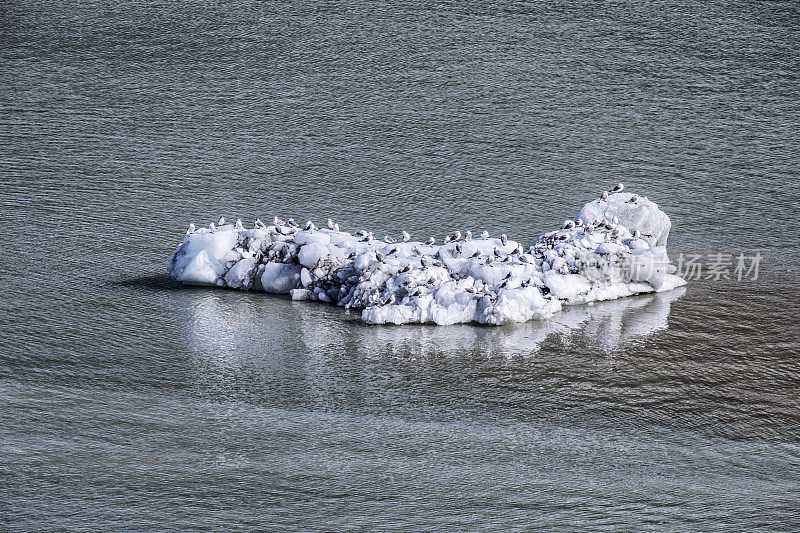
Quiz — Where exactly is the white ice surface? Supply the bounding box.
[168,191,685,325]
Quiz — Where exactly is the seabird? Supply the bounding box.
[627,194,639,203]
[601,191,609,201]
[399,264,412,273]
[402,231,411,242]
[444,235,451,244]
[274,216,285,226]
[287,218,298,228]
[481,230,489,239]
[504,271,513,280]
[500,234,508,245]
[493,247,502,257]
[327,218,335,229]
[375,251,384,262]
[235,219,244,230]
[633,230,641,239]
[611,183,624,193]
[425,237,435,246]
[209,222,216,233]
[421,256,430,267]
[305,220,315,230]
[471,250,482,258]
[218,217,225,226]
[455,243,463,254]
[186,223,195,235]
[612,216,619,224]
[450,231,461,242]
[520,254,531,264]
[564,220,575,230]
[412,246,422,256]
[384,235,396,243]
[255,219,266,229]
[464,230,472,241]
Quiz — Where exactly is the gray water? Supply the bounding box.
[2,1,799,530]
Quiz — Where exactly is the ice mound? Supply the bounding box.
[168,190,685,325]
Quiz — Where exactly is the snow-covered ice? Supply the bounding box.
[168,189,686,325]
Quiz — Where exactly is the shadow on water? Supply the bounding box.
[116,273,182,291]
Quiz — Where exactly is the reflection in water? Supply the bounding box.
[187,288,686,361]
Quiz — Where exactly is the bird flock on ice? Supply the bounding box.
[168,185,685,325]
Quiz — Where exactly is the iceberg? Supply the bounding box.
[168,190,686,325]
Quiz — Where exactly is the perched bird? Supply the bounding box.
[218,217,226,226]
[455,243,463,254]
[633,230,641,239]
[575,218,583,227]
[287,218,298,228]
[444,235,451,244]
[601,191,609,201]
[612,216,619,224]
[402,230,411,242]
[274,216,285,226]
[627,194,639,203]
[450,231,461,242]
[464,230,472,241]
[333,223,339,232]
[235,219,244,230]
[384,235,396,244]
[421,256,430,267]
[471,249,482,258]
[425,237,435,246]
[375,251,384,262]
[499,234,507,246]
[564,220,575,230]
[209,222,216,233]
[305,220,315,231]
[611,183,624,193]
[186,223,195,235]
[327,218,335,229]
[399,264,412,273]
[481,230,489,239]
[255,218,266,229]
[493,247,502,257]
[504,271,513,280]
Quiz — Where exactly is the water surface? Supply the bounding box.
[1,1,799,530]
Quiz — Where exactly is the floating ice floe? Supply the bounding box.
[168,189,686,325]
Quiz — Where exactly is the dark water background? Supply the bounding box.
[2,1,799,530]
